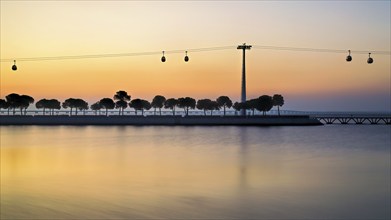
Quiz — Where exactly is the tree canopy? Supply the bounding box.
[114,90,131,102]
[0,99,10,114]
[245,99,258,116]
[115,100,128,115]
[197,99,220,116]
[1,93,283,117]
[178,97,196,116]
[36,99,61,115]
[196,99,212,116]
[62,98,88,115]
[99,98,115,116]
[256,95,274,115]
[90,102,102,115]
[114,91,130,115]
[151,95,166,115]
[130,99,151,115]
[273,94,284,116]
[5,93,34,115]
[233,102,242,113]
[216,96,232,116]
[164,98,178,115]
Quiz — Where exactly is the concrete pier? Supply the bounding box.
[0,115,323,126]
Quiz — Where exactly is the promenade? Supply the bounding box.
[0,115,322,126]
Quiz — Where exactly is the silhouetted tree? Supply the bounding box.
[164,98,178,116]
[62,98,88,115]
[6,93,34,115]
[178,97,196,116]
[62,98,75,115]
[36,99,45,114]
[99,98,115,116]
[113,91,130,115]
[36,99,61,115]
[129,99,143,115]
[0,99,10,115]
[130,99,151,115]
[141,99,151,115]
[256,95,274,115]
[196,99,211,116]
[216,96,232,116]
[76,99,89,115]
[115,100,128,115]
[273,94,284,116]
[245,99,258,116]
[151,95,166,115]
[233,102,242,115]
[6,93,19,115]
[207,100,220,116]
[20,95,34,115]
[91,102,102,115]
[197,99,220,116]
[6,93,20,115]
[48,99,61,115]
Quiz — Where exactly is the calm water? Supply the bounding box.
[1,125,390,219]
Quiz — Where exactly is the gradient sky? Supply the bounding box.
[1,1,390,111]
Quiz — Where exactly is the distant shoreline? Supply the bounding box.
[0,115,323,126]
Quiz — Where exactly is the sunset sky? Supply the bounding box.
[1,1,390,111]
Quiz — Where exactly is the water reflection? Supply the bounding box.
[238,127,249,190]
[1,126,390,219]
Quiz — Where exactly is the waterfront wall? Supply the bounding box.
[0,115,322,126]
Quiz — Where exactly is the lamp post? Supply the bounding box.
[237,43,252,116]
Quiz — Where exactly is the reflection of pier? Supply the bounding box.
[311,114,391,125]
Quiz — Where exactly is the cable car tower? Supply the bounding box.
[237,43,252,116]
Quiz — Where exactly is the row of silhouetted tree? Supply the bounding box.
[0,91,284,116]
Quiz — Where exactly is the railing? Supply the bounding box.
[1,109,390,124]
[1,109,285,116]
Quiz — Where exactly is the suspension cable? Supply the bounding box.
[1,44,389,62]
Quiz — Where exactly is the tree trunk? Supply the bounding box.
[173,107,175,116]
[106,108,108,116]
[43,108,45,115]
[159,108,162,116]
[142,109,144,116]
[210,110,213,116]
[154,108,156,115]
[223,106,226,116]
[119,108,121,115]
[204,109,206,116]
[70,108,73,116]
[278,106,280,116]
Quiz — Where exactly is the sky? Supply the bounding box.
[1,1,390,112]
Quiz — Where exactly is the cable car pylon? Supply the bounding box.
[237,43,252,116]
